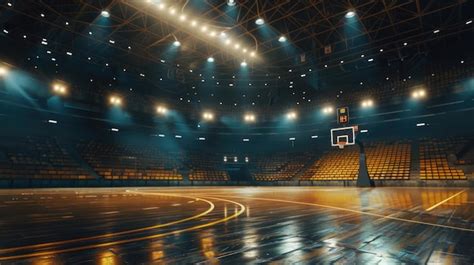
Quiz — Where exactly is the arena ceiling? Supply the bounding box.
[0,0,472,113]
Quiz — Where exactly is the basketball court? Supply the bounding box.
[1,187,472,264]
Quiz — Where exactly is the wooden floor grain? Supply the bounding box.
[0,187,472,264]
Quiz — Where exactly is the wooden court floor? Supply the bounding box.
[0,187,473,264]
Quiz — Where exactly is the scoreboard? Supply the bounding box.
[337,107,349,124]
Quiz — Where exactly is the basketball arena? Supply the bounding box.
[0,0,473,264]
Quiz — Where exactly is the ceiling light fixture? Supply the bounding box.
[101,10,110,18]
[345,10,356,18]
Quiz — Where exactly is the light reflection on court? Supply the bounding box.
[0,187,472,264]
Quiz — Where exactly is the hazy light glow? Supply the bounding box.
[109,96,122,106]
[361,99,374,108]
[278,35,287,42]
[345,10,356,18]
[412,89,427,99]
[244,113,256,123]
[202,111,214,121]
[173,40,181,47]
[0,66,9,77]
[101,10,110,18]
[322,106,334,114]
[255,18,264,25]
[241,61,248,67]
[156,105,168,115]
[52,82,67,95]
[207,57,215,63]
[286,111,297,120]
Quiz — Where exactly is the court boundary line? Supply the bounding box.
[208,194,474,233]
[0,192,215,254]
[425,189,466,211]
[0,194,245,261]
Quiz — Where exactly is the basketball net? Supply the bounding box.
[337,141,347,149]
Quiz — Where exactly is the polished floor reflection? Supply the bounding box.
[0,187,473,264]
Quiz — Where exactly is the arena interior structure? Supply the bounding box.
[0,0,473,264]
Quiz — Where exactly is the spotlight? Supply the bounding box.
[109,96,122,106]
[173,40,181,47]
[209,31,216,37]
[244,113,256,123]
[207,57,215,63]
[255,18,264,25]
[201,26,208,32]
[202,111,214,121]
[0,66,9,77]
[52,82,67,95]
[322,106,334,114]
[286,111,297,120]
[240,61,247,67]
[361,99,374,108]
[101,10,110,18]
[169,8,176,15]
[227,0,236,6]
[411,89,427,99]
[250,52,256,57]
[179,14,187,21]
[191,20,197,27]
[234,43,240,49]
[278,35,287,42]
[156,105,168,115]
[345,10,356,18]
[158,3,166,10]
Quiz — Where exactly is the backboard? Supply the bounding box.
[331,126,356,149]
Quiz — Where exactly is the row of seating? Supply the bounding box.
[366,142,411,180]
[187,153,230,181]
[299,139,469,181]
[419,138,466,180]
[0,137,471,181]
[251,153,309,181]
[0,136,91,180]
[77,141,183,181]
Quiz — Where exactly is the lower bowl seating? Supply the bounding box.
[0,136,91,180]
[78,141,183,181]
